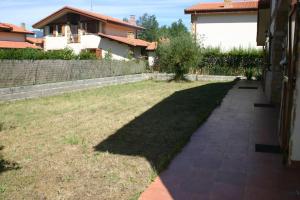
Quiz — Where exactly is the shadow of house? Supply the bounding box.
[94,81,235,173]
[0,146,20,174]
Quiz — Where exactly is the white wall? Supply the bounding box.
[44,34,145,63]
[81,34,101,49]
[44,34,100,54]
[100,38,130,60]
[194,13,259,50]
[44,36,68,51]
[148,51,156,67]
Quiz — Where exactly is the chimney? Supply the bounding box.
[128,15,136,26]
[224,0,233,8]
[20,22,26,30]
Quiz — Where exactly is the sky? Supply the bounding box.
[0,0,216,31]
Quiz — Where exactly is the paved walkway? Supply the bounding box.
[140,80,300,200]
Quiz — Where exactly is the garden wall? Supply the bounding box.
[0,60,146,88]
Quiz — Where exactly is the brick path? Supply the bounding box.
[140,80,300,200]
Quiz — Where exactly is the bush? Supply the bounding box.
[245,68,254,80]
[0,48,78,60]
[78,50,97,60]
[43,49,76,60]
[156,33,201,80]
[197,47,264,76]
[0,48,43,60]
[104,49,113,61]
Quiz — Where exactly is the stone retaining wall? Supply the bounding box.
[0,73,238,101]
[0,60,146,88]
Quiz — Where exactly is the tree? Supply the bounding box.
[157,25,169,39]
[137,13,159,42]
[168,19,188,38]
[157,33,202,81]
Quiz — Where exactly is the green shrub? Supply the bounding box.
[78,50,97,60]
[104,49,113,61]
[255,72,263,81]
[0,48,43,60]
[157,33,201,80]
[245,68,254,80]
[197,47,264,76]
[44,48,76,60]
[0,48,78,60]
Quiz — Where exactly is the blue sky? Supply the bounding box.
[0,0,216,30]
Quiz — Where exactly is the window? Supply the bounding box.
[44,26,50,36]
[49,25,55,36]
[57,25,62,36]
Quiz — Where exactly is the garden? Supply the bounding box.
[155,33,264,81]
[0,80,235,199]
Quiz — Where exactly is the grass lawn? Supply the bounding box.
[0,80,235,200]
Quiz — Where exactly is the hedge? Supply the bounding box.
[195,47,264,76]
[0,48,96,60]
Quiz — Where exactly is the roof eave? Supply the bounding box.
[184,8,258,14]
[33,6,145,30]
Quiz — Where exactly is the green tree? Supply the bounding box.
[168,19,188,37]
[158,25,170,39]
[137,13,159,42]
[157,33,202,81]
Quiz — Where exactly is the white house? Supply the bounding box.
[32,6,156,64]
[185,0,259,51]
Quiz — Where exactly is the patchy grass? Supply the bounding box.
[0,80,235,200]
[63,134,82,145]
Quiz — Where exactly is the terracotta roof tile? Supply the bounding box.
[33,6,144,30]
[185,1,258,14]
[0,41,41,49]
[0,23,34,34]
[146,42,157,51]
[26,37,44,44]
[98,33,149,47]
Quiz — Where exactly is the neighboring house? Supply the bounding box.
[0,23,40,49]
[32,6,156,63]
[146,42,157,67]
[26,37,44,49]
[185,0,259,50]
[257,0,300,166]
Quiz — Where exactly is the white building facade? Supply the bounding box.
[185,0,259,51]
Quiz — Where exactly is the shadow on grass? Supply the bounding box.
[0,146,20,174]
[94,80,236,174]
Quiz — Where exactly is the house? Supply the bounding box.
[0,23,40,49]
[32,6,156,63]
[257,0,300,166]
[185,0,259,50]
[26,37,44,49]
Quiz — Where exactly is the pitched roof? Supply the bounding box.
[0,41,41,49]
[146,42,157,51]
[33,6,144,30]
[185,1,258,14]
[26,37,44,44]
[98,33,150,47]
[0,23,34,34]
